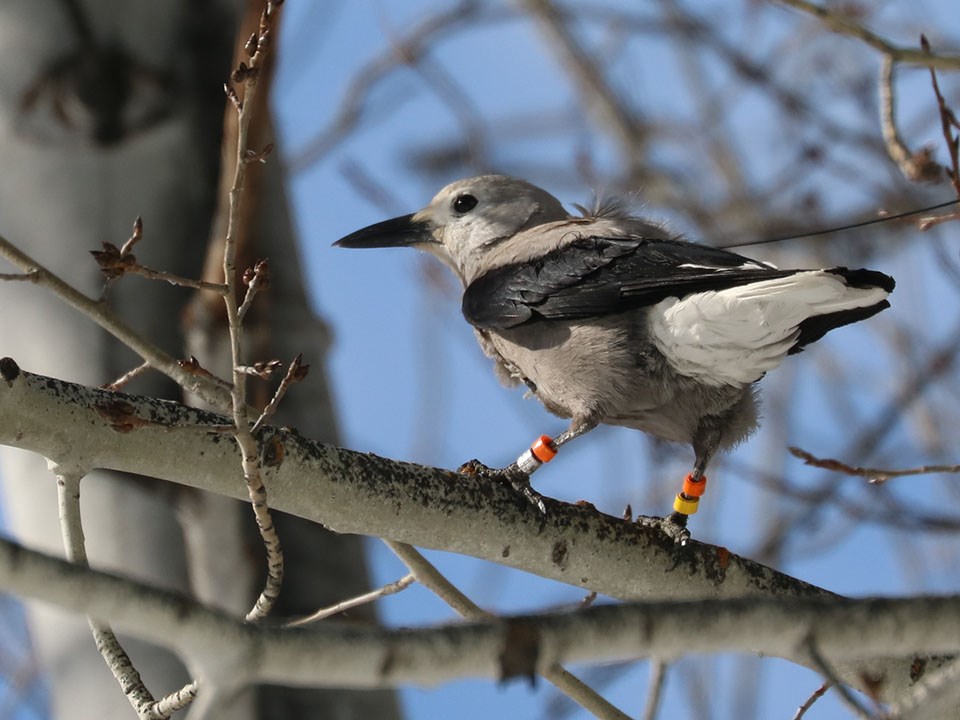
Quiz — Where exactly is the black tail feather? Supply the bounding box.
[790,300,891,354]
[827,266,896,293]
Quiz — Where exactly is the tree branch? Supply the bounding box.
[385,540,632,720]
[775,0,960,70]
[0,357,825,603]
[0,534,955,700]
[0,358,948,701]
[789,446,960,484]
[0,235,230,408]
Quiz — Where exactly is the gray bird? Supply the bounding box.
[335,175,894,538]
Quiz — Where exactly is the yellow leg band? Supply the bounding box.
[673,493,699,515]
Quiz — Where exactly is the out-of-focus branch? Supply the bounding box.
[775,0,960,70]
[284,573,416,627]
[385,541,632,720]
[0,359,951,702]
[918,34,960,231]
[851,320,960,457]
[519,0,647,161]
[54,465,198,719]
[884,659,960,720]
[641,660,668,720]
[879,54,941,183]
[793,682,830,720]
[790,446,960,484]
[287,0,487,174]
[0,535,957,700]
[804,636,874,719]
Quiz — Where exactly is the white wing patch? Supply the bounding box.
[648,271,889,386]
[677,261,771,271]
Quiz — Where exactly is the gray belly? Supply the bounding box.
[484,311,758,447]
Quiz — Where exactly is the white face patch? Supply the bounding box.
[422,176,570,283]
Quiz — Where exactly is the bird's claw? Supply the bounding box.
[635,512,691,546]
[458,458,494,477]
[458,459,548,514]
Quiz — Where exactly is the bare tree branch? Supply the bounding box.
[221,0,286,624]
[775,0,960,69]
[0,358,949,700]
[793,682,830,720]
[804,635,875,719]
[385,541,632,720]
[53,465,198,718]
[878,54,941,183]
[790,446,960,484]
[0,534,955,699]
[285,573,416,628]
[0,235,230,408]
[641,660,668,720]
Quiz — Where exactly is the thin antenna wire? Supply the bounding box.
[715,198,959,249]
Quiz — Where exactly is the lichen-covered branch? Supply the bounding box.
[0,533,955,701]
[0,357,949,701]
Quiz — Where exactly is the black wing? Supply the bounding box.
[462,235,795,330]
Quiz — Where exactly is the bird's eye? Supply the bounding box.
[452,194,478,214]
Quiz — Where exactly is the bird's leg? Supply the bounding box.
[666,454,711,529]
[637,423,722,546]
[459,416,599,513]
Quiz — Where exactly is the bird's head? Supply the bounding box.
[334,175,569,283]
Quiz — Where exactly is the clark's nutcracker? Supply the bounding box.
[336,175,894,537]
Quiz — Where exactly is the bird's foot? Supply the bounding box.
[458,459,548,514]
[635,511,691,546]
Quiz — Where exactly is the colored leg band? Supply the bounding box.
[682,473,707,497]
[673,493,700,515]
[516,435,557,474]
[673,473,708,516]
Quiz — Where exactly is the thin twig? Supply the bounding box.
[641,660,668,720]
[0,236,230,408]
[143,682,199,720]
[789,446,960,484]
[0,270,40,282]
[924,35,960,200]
[284,573,416,627]
[102,361,153,391]
[119,265,229,294]
[385,540,633,720]
[55,466,197,718]
[91,217,228,295]
[878,54,940,183]
[804,636,874,719]
[178,356,234,392]
[237,360,283,378]
[237,259,270,323]
[776,0,960,70]
[919,210,960,230]
[793,682,831,720]
[385,540,489,617]
[222,1,285,623]
[250,355,309,435]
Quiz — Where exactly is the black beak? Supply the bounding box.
[334,213,432,249]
